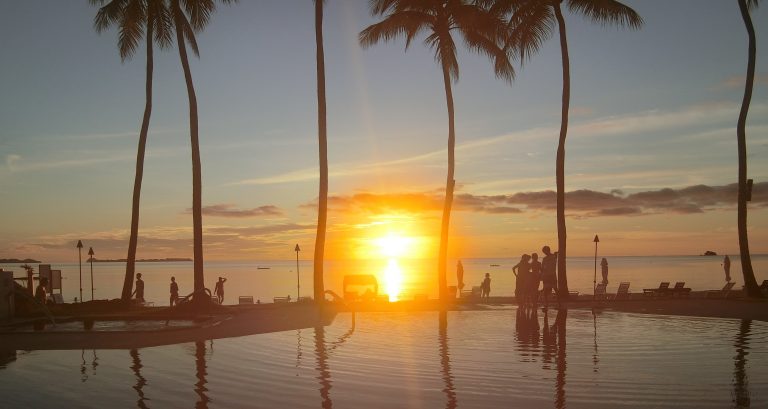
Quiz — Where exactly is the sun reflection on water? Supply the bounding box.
[383,259,402,302]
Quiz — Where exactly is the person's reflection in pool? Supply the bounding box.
[515,306,540,362]
[732,319,752,407]
[194,340,210,408]
[129,349,149,409]
[314,326,333,409]
[438,310,457,409]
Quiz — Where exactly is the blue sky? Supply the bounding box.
[0,0,766,261]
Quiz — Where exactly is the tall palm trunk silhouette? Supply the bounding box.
[314,0,327,303]
[736,0,761,297]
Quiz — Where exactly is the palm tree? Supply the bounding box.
[497,0,642,300]
[91,0,172,302]
[736,0,761,297]
[313,0,328,304]
[169,0,234,300]
[360,0,513,301]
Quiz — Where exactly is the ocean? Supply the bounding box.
[2,255,766,305]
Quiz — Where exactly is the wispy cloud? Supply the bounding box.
[190,204,284,218]
[717,73,768,89]
[229,102,768,187]
[4,153,135,173]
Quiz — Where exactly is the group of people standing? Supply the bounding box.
[512,245,559,308]
[130,274,227,306]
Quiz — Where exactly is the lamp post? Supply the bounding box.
[593,235,600,302]
[294,244,301,301]
[76,240,83,303]
[88,247,95,301]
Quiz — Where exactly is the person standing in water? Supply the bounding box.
[481,273,491,299]
[530,253,542,308]
[601,258,609,285]
[723,255,731,282]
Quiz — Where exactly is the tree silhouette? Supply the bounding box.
[169,0,234,299]
[736,0,761,297]
[90,0,172,301]
[495,0,642,299]
[360,0,513,301]
[314,0,328,303]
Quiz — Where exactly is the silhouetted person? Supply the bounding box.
[723,255,732,282]
[512,254,532,306]
[132,273,145,303]
[35,277,48,305]
[482,273,491,299]
[530,253,542,308]
[170,276,179,306]
[214,276,227,304]
[541,246,559,308]
[601,258,609,285]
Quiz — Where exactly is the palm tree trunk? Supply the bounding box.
[438,63,456,302]
[554,3,570,300]
[121,26,154,302]
[175,19,205,295]
[736,0,760,297]
[313,0,327,304]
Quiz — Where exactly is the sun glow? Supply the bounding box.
[383,259,403,302]
[375,233,413,301]
[376,233,412,258]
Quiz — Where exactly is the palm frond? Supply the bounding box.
[118,0,146,61]
[746,0,760,10]
[149,0,173,48]
[568,0,643,29]
[93,0,128,33]
[359,10,433,50]
[426,31,459,82]
[507,1,554,65]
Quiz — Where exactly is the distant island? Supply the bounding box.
[87,257,192,263]
[0,258,42,264]
[702,250,718,256]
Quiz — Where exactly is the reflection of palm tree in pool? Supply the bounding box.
[314,326,333,409]
[554,308,567,409]
[438,310,457,409]
[194,341,210,408]
[732,319,752,407]
[130,349,149,409]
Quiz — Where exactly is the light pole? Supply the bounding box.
[88,247,95,301]
[593,235,600,302]
[76,240,83,303]
[294,244,301,301]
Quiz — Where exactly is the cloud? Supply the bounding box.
[195,204,284,218]
[718,73,768,89]
[318,182,768,218]
[5,152,135,173]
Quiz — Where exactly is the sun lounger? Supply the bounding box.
[706,282,735,299]
[671,282,691,297]
[643,282,670,297]
[238,296,254,304]
[612,282,631,300]
[273,296,291,303]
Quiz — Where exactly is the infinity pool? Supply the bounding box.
[1,308,766,408]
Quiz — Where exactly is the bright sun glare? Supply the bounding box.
[375,233,412,301]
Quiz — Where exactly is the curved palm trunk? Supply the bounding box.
[313,0,327,304]
[121,26,155,301]
[554,3,570,299]
[438,63,456,302]
[737,0,760,297]
[175,20,205,295]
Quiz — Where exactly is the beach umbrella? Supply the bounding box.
[76,240,83,303]
[88,247,95,301]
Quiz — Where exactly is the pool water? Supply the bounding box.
[1,308,766,408]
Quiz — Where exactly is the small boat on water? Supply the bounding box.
[490,264,501,267]
[257,266,271,269]
[1,303,336,350]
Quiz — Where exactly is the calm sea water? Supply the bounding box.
[2,255,766,305]
[1,309,766,408]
